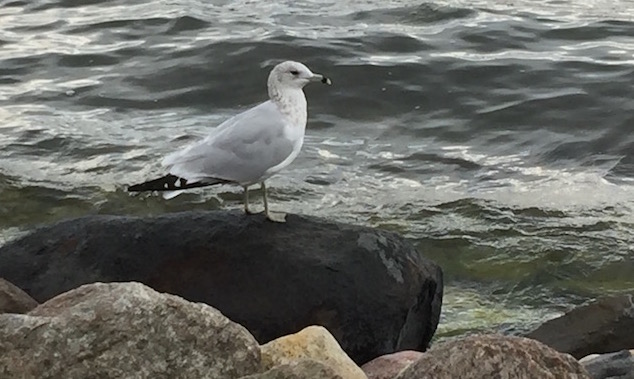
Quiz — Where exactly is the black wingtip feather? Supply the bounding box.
[127,174,228,192]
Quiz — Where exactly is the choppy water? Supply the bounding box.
[1,0,633,339]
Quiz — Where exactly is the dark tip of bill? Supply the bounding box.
[322,77,332,85]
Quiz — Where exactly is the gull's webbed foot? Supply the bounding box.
[245,208,263,215]
[266,211,287,223]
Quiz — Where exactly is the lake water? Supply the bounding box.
[1,0,633,339]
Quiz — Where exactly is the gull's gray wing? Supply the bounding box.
[162,100,295,185]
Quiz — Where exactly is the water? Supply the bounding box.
[1,0,633,340]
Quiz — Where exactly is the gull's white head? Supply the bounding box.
[268,61,331,92]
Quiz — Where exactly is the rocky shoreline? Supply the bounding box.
[0,211,632,378]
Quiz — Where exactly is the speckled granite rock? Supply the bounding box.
[0,282,260,379]
[396,334,591,379]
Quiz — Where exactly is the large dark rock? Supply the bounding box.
[527,295,634,359]
[0,210,442,364]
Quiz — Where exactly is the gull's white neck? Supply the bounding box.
[268,83,308,128]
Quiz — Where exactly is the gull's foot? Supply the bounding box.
[245,208,263,215]
[266,212,287,223]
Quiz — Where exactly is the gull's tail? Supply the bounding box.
[127,174,229,193]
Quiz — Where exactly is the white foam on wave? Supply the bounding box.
[280,140,634,227]
[435,285,563,341]
[434,144,633,210]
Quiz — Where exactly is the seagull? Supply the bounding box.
[128,61,331,222]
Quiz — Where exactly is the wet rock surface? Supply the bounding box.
[0,210,443,364]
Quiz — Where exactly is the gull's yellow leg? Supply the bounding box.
[243,186,253,214]
[261,181,286,223]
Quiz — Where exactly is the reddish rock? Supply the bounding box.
[361,350,423,379]
[0,278,38,314]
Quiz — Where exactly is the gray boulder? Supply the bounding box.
[396,334,591,379]
[580,350,634,379]
[0,282,260,379]
[527,295,634,359]
[0,210,443,364]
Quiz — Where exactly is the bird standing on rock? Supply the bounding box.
[128,61,332,222]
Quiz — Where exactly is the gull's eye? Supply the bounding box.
[290,70,299,76]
